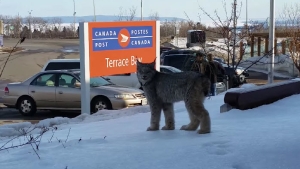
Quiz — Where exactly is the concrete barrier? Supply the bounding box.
[221,80,300,112]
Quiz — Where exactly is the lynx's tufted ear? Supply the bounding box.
[152,57,156,63]
[134,56,140,65]
[150,57,156,67]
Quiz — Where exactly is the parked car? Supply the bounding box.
[41,59,182,90]
[162,53,247,88]
[161,53,226,93]
[160,49,200,65]
[41,59,80,72]
[160,46,173,55]
[213,58,249,84]
[2,70,147,116]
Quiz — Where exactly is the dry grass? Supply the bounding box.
[0,47,25,53]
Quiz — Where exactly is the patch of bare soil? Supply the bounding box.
[0,47,25,53]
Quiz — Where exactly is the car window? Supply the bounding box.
[58,74,78,88]
[74,73,113,87]
[163,54,195,71]
[31,74,56,87]
[190,31,206,43]
[169,67,182,73]
[160,68,172,73]
[44,62,80,71]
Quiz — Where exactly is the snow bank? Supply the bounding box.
[240,83,257,88]
[217,83,257,95]
[0,105,150,138]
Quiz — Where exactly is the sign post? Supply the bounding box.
[79,21,160,114]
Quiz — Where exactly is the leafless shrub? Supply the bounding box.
[279,2,300,75]
[0,126,75,159]
[116,6,137,21]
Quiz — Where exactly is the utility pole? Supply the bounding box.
[268,0,275,84]
[246,0,248,35]
[73,0,76,37]
[28,10,33,39]
[232,0,237,68]
[141,0,143,21]
[18,12,21,38]
[93,0,96,21]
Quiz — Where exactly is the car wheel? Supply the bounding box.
[17,96,37,116]
[91,97,112,114]
[239,75,246,83]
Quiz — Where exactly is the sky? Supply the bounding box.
[0,0,299,22]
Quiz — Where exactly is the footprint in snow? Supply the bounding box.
[202,140,231,156]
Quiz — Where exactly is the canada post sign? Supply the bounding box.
[82,21,160,78]
[92,26,153,51]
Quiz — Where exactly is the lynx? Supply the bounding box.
[136,59,211,134]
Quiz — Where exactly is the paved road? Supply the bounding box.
[0,108,80,125]
[0,70,291,126]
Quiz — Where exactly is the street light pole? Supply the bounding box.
[232,0,237,68]
[246,0,248,35]
[73,0,76,37]
[268,0,275,84]
[141,0,143,21]
[93,0,96,21]
[28,10,33,39]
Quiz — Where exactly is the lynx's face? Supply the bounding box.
[136,59,157,84]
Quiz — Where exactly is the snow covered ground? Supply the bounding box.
[1,84,300,169]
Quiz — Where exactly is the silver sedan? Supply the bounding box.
[2,70,147,116]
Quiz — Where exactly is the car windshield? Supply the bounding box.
[168,67,182,72]
[74,73,113,87]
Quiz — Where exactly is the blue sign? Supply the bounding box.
[91,26,153,51]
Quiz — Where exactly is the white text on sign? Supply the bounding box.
[95,42,108,48]
[105,56,142,68]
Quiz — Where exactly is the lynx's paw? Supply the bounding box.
[197,129,211,134]
[147,126,159,131]
[180,124,198,131]
[161,126,175,130]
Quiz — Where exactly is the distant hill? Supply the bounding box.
[39,15,186,23]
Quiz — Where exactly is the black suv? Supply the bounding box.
[161,51,248,88]
[160,49,202,65]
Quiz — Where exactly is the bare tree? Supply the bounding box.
[35,17,48,35]
[197,0,245,68]
[280,3,300,74]
[160,19,178,37]
[49,17,62,38]
[195,0,268,71]
[116,7,126,21]
[50,17,62,31]
[9,15,23,38]
[116,6,137,21]
[148,12,160,21]
[0,15,13,36]
[126,6,137,21]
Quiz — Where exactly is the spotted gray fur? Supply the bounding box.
[136,59,211,134]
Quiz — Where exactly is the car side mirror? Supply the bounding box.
[74,82,81,88]
[104,77,111,81]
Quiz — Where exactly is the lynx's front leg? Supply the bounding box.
[161,103,175,130]
[147,103,162,131]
